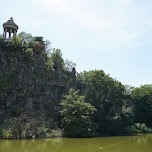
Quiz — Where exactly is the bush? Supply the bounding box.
[49,129,63,137]
[128,123,152,134]
[1,116,50,139]
[60,89,97,137]
[1,129,13,138]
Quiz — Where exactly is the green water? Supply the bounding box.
[0,134,152,152]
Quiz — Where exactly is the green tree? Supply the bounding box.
[77,70,134,135]
[60,89,97,137]
[18,32,34,43]
[131,84,152,127]
[45,39,52,55]
[7,36,23,49]
[64,59,76,71]
[50,49,64,71]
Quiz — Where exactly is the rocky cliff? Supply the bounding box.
[0,37,76,125]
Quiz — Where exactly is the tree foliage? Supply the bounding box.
[131,85,152,127]
[1,31,152,138]
[77,70,134,135]
[60,89,97,137]
[64,59,76,71]
[18,32,34,43]
[50,49,64,71]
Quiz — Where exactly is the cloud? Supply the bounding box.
[32,0,112,29]
[31,0,146,50]
[118,0,132,6]
[17,20,49,25]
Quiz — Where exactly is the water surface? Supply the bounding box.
[0,134,152,152]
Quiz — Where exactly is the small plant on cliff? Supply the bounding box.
[7,36,22,49]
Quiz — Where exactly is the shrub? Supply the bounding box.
[49,129,63,137]
[1,129,13,138]
[128,123,152,134]
[60,89,97,137]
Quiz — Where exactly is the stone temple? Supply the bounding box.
[3,17,19,41]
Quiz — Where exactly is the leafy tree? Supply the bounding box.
[64,59,76,71]
[77,70,134,135]
[131,84,152,127]
[7,36,23,49]
[60,89,97,137]
[45,39,52,55]
[50,49,64,71]
[124,85,134,96]
[35,36,44,43]
[18,32,34,43]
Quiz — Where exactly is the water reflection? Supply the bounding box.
[0,134,152,152]
[129,134,152,144]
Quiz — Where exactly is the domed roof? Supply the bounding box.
[3,17,19,30]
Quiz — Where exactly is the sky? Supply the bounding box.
[0,0,152,87]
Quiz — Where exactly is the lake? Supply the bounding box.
[0,134,152,152]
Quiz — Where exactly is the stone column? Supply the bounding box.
[9,28,12,39]
[4,28,7,39]
[9,32,11,39]
[14,30,17,37]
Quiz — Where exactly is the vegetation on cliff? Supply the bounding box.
[0,33,152,138]
[0,34,76,138]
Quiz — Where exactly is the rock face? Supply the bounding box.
[0,39,76,122]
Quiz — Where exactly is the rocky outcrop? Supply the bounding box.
[0,40,76,122]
